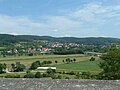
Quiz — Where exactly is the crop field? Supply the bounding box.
[0,47,6,50]
[0,54,89,65]
[54,60,101,73]
[0,54,102,74]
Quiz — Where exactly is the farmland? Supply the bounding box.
[0,54,87,65]
[0,54,102,77]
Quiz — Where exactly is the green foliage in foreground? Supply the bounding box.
[30,61,41,70]
[98,48,120,80]
[0,63,6,74]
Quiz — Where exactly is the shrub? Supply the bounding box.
[30,61,41,70]
[24,73,35,78]
[90,57,95,61]
[46,68,56,75]
[35,72,43,78]
[5,74,20,78]
[81,72,91,79]
[69,71,75,75]
[42,73,49,77]
[65,76,70,79]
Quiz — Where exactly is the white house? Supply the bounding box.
[37,67,56,70]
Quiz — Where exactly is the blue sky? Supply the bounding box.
[0,0,120,38]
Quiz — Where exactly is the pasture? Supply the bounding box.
[0,54,101,73]
[0,54,88,65]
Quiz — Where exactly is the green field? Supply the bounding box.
[54,60,101,73]
[0,47,6,50]
[0,54,89,65]
[0,54,102,73]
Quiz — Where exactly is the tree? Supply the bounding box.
[66,58,71,64]
[42,61,52,65]
[62,60,65,63]
[0,63,6,73]
[73,58,76,62]
[55,60,58,64]
[81,72,91,79]
[24,73,35,78]
[28,53,33,56]
[46,68,56,75]
[30,61,41,70]
[14,64,26,72]
[90,57,95,61]
[35,72,42,78]
[98,48,120,80]
[11,63,15,71]
[11,63,25,72]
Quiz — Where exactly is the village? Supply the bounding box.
[0,40,108,57]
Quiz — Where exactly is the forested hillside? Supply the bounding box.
[0,34,119,45]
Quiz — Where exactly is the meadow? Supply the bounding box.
[54,60,101,74]
[0,54,88,65]
[0,54,102,74]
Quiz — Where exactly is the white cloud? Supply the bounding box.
[64,34,72,37]
[0,3,120,37]
[53,29,58,32]
[0,15,49,34]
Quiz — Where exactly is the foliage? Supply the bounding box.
[30,61,41,70]
[5,74,20,78]
[35,72,43,78]
[55,60,58,64]
[24,73,35,78]
[42,61,52,65]
[0,63,6,74]
[81,72,91,79]
[14,64,26,72]
[98,48,120,80]
[51,75,62,79]
[11,63,26,72]
[90,57,95,61]
[46,68,56,75]
[42,73,49,77]
[69,71,75,75]
[0,34,118,46]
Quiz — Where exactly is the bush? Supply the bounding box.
[30,61,41,70]
[14,64,26,72]
[35,72,43,78]
[26,70,31,74]
[90,57,95,61]
[51,75,62,79]
[28,53,33,56]
[42,61,52,65]
[42,73,49,77]
[46,68,56,75]
[24,73,35,78]
[81,72,91,79]
[5,74,20,78]
[69,71,75,75]
[65,76,70,79]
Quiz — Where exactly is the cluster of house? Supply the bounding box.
[48,42,80,48]
[6,47,52,54]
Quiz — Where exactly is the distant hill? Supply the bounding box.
[0,34,119,45]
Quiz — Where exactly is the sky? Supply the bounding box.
[0,0,120,38]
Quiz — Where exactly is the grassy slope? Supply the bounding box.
[54,60,101,73]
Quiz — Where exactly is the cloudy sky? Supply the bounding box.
[0,0,120,38]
